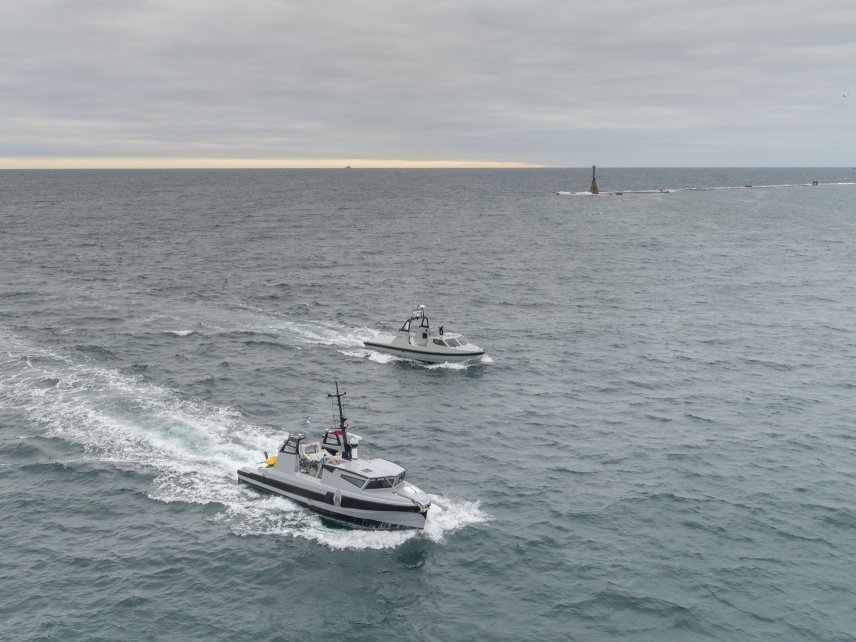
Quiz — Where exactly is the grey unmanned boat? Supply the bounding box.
[364,305,485,364]
[237,383,431,529]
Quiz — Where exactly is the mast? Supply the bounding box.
[328,381,352,460]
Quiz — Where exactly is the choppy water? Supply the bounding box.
[2,168,856,640]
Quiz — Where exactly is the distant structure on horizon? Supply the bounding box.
[589,165,599,194]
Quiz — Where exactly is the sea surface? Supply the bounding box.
[2,167,856,641]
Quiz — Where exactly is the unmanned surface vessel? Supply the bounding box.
[237,383,431,529]
[364,305,484,364]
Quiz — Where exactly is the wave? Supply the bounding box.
[556,182,856,196]
[152,306,494,370]
[275,319,387,347]
[74,344,119,360]
[424,361,471,371]
[187,308,390,349]
[223,493,489,550]
[130,305,387,351]
[0,329,487,549]
[339,347,398,364]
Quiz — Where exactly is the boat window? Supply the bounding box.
[446,338,460,347]
[340,473,366,488]
[365,476,397,489]
[458,336,468,345]
[395,471,405,485]
[432,338,446,346]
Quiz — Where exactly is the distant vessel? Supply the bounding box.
[237,383,431,529]
[364,305,485,364]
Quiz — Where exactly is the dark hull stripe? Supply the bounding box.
[239,470,328,503]
[310,505,417,530]
[363,342,484,359]
[238,470,422,513]
[238,473,424,530]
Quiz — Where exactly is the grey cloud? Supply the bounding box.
[2,0,855,165]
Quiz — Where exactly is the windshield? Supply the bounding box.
[364,472,405,489]
[340,473,366,488]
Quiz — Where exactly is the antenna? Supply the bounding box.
[327,381,352,460]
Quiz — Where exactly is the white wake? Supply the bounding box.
[0,330,489,549]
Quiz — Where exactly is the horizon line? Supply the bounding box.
[0,157,544,170]
[0,158,851,170]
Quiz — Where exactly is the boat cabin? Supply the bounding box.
[431,333,469,348]
[332,462,407,491]
[334,457,407,490]
[274,430,406,490]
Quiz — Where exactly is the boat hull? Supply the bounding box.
[364,341,484,364]
[237,468,428,530]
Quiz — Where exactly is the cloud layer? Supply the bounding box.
[2,0,854,166]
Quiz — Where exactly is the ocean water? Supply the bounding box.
[2,167,856,641]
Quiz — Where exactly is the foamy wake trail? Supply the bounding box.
[143,307,492,372]
[339,347,399,363]
[140,307,389,349]
[0,330,489,549]
[274,320,387,347]
[208,307,390,348]
[224,494,489,550]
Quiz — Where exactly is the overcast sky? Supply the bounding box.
[2,0,854,168]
